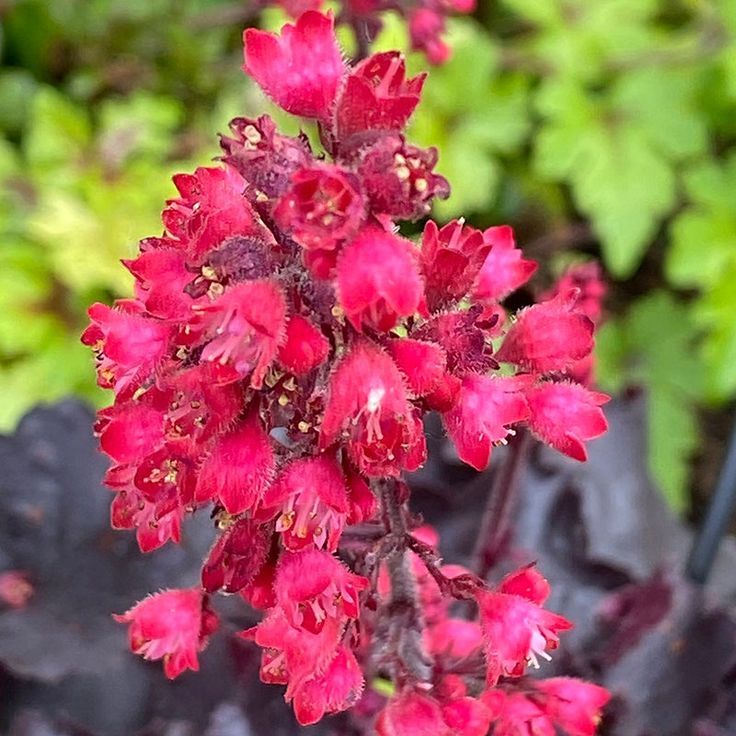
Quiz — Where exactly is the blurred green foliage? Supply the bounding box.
[2,0,735,511]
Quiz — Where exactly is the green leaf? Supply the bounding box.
[24,87,91,172]
[535,76,679,277]
[596,292,704,511]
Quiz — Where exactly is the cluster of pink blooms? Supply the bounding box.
[266,0,475,64]
[84,10,610,734]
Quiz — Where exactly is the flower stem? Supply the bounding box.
[471,430,532,580]
[375,479,432,686]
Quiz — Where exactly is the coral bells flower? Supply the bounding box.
[320,342,426,476]
[477,566,572,685]
[194,280,287,388]
[195,409,275,514]
[82,302,170,396]
[337,52,426,138]
[290,645,364,725]
[275,549,368,631]
[243,11,344,120]
[473,225,537,303]
[85,9,608,729]
[259,455,351,551]
[526,382,609,461]
[496,290,594,373]
[443,375,530,470]
[273,164,365,251]
[336,226,424,332]
[114,588,218,679]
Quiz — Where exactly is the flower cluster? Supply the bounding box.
[265,0,475,64]
[84,10,609,733]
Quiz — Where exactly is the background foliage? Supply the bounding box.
[1,0,735,512]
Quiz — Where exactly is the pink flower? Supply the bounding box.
[496,290,594,373]
[259,455,350,551]
[201,518,272,593]
[162,167,259,263]
[0,571,33,609]
[376,692,453,736]
[320,342,426,476]
[336,52,426,138]
[387,338,447,397]
[82,302,170,396]
[124,249,194,321]
[273,164,365,250]
[275,548,368,631]
[195,409,275,514]
[96,401,164,466]
[336,227,424,332]
[526,381,609,461]
[477,566,572,685]
[291,646,364,725]
[482,689,555,736]
[473,225,537,303]
[408,8,451,65]
[220,115,311,202]
[443,374,530,470]
[243,11,345,120]
[356,135,449,221]
[114,588,218,679]
[194,280,287,388]
[277,314,330,375]
[242,607,343,692]
[414,306,497,376]
[535,677,610,736]
[420,219,490,311]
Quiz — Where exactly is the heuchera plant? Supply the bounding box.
[83,11,610,734]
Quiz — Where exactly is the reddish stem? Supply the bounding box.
[471,430,532,580]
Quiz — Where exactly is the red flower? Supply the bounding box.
[220,115,312,203]
[376,692,452,736]
[477,566,572,685]
[526,381,609,461]
[124,249,194,321]
[535,678,610,736]
[96,401,164,465]
[194,280,287,388]
[291,646,364,725]
[482,689,554,736]
[243,11,345,120]
[473,226,537,303]
[496,290,594,373]
[114,588,218,679]
[443,374,530,470]
[320,342,426,476]
[441,696,492,736]
[387,338,447,397]
[243,607,343,693]
[0,571,33,609]
[195,409,275,514]
[82,302,170,396]
[356,135,449,221]
[163,167,259,263]
[414,306,496,376]
[337,52,426,138]
[420,219,490,311]
[275,549,368,632]
[408,8,451,65]
[259,455,350,552]
[201,518,272,593]
[273,164,365,250]
[336,227,424,332]
[277,314,330,375]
